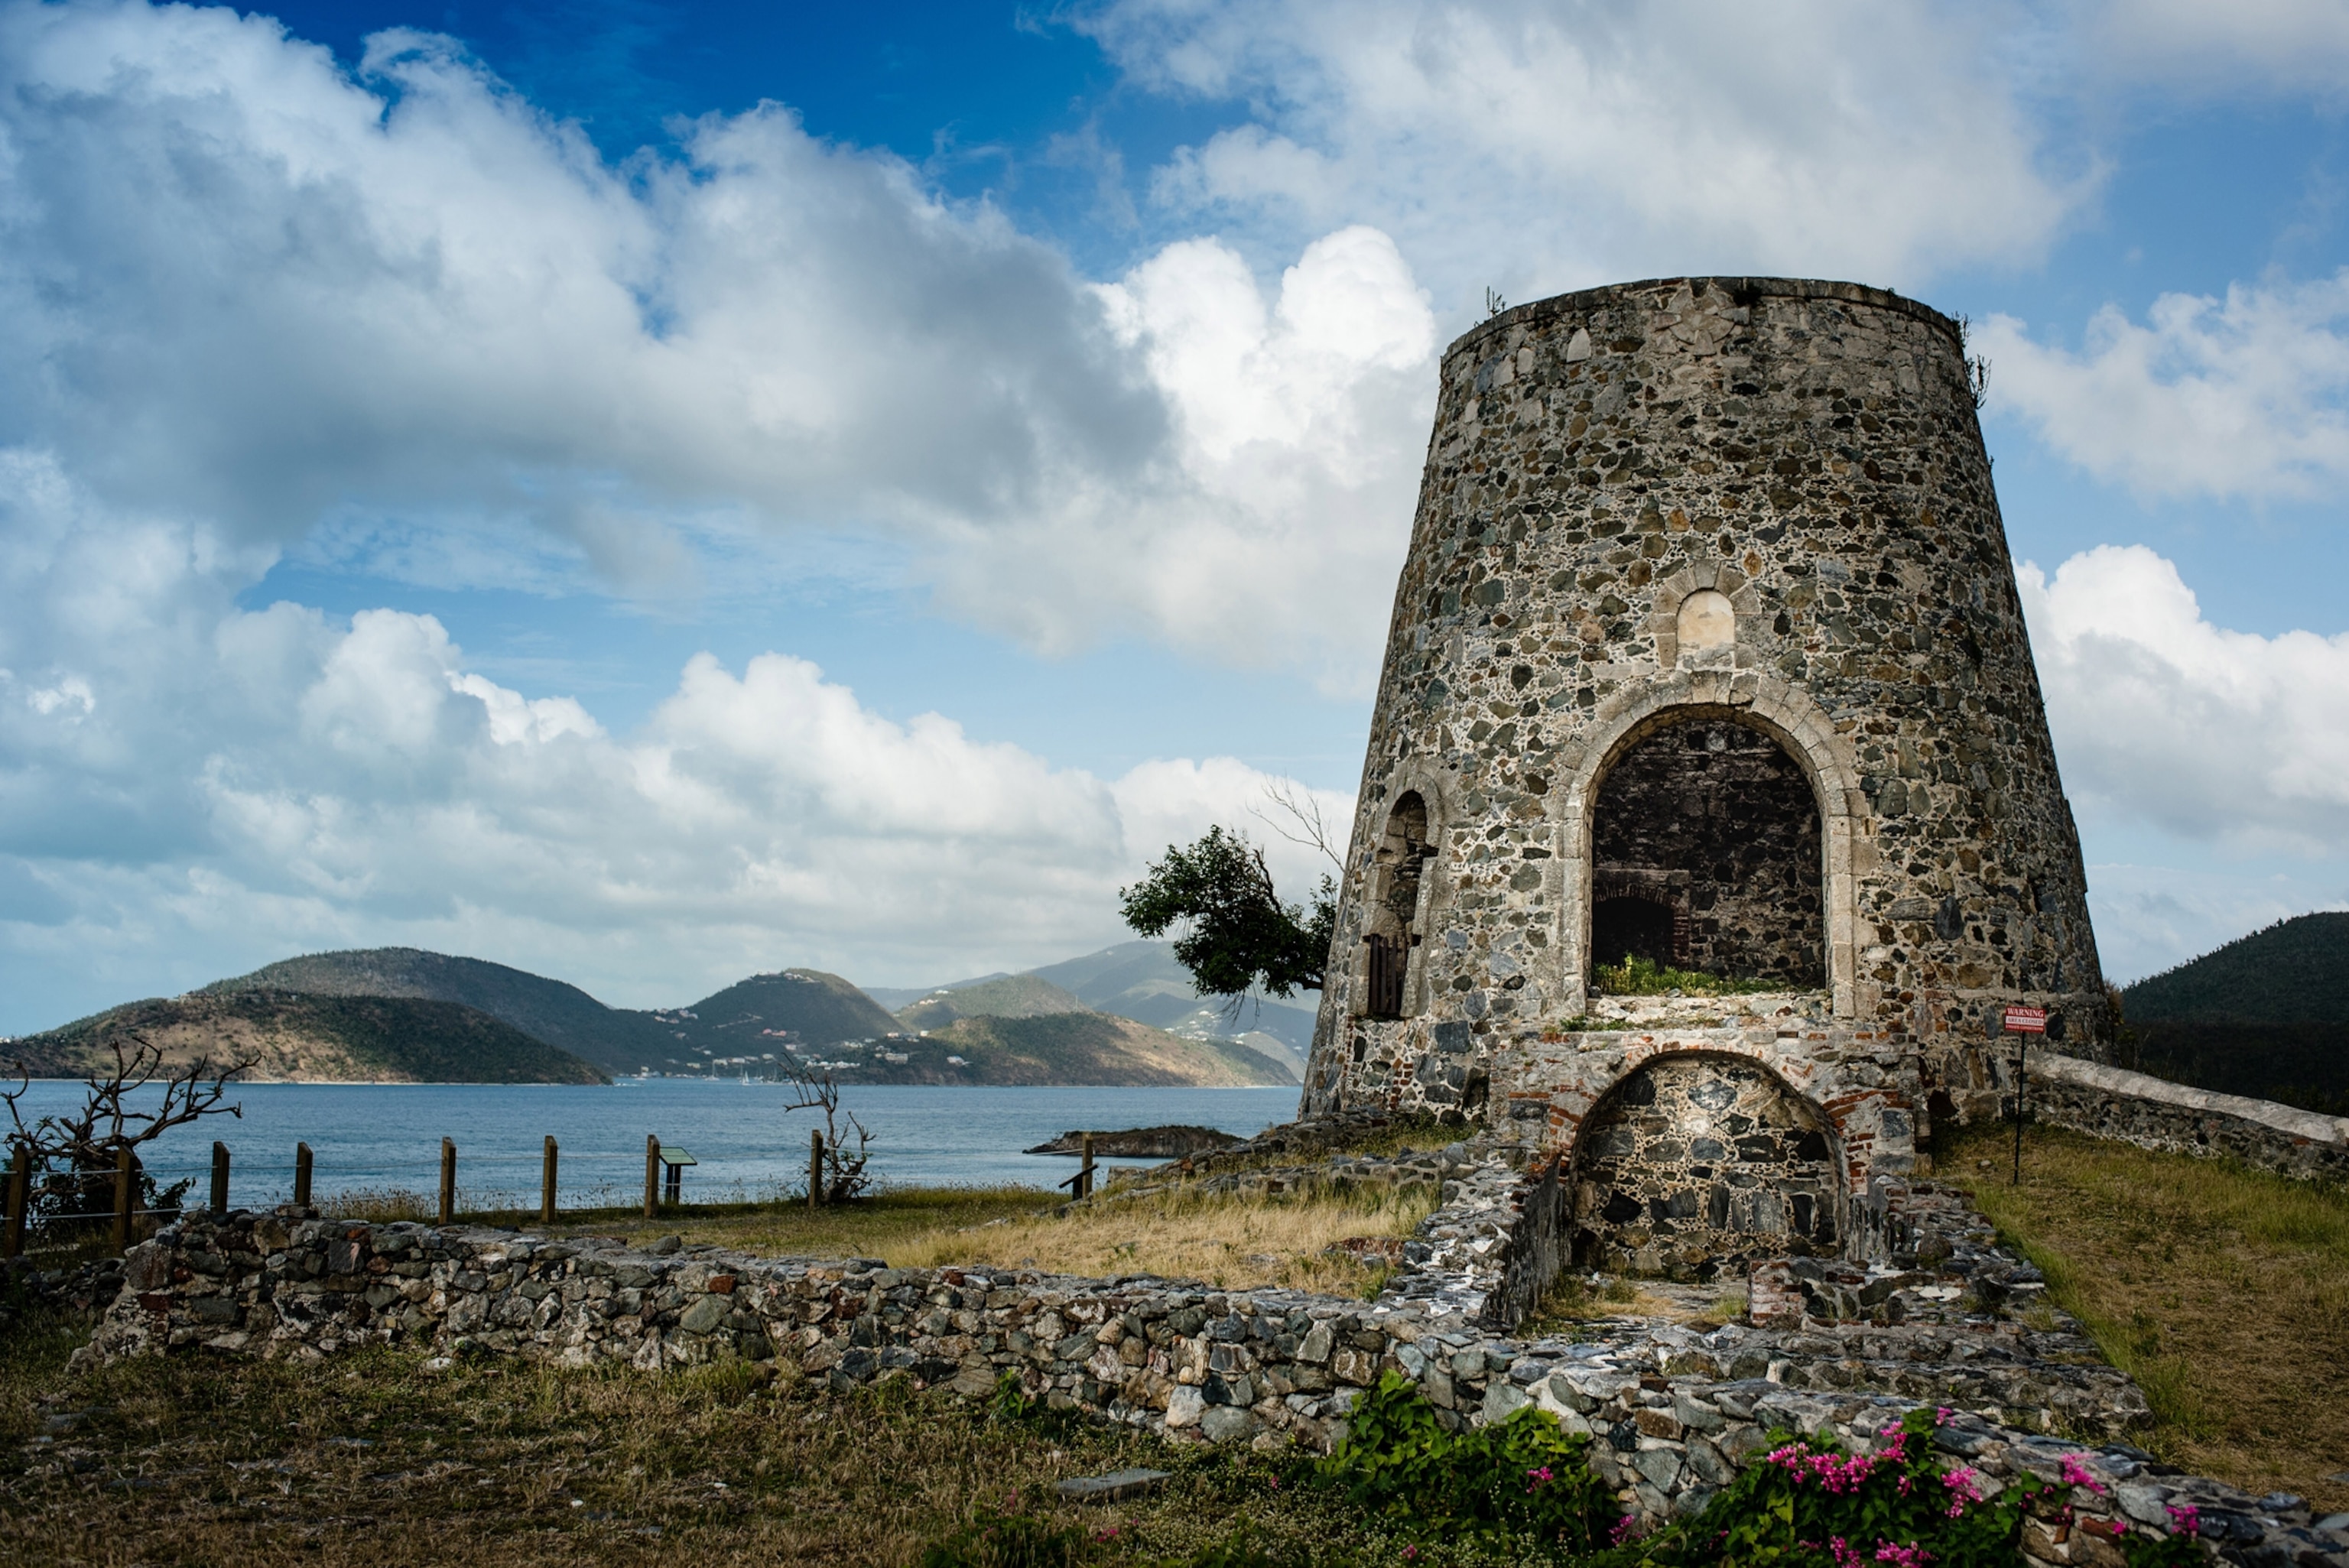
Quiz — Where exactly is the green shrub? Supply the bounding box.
[1320,1372,1622,1552]
[1591,956,1777,997]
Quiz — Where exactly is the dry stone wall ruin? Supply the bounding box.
[1304,276,2113,1282]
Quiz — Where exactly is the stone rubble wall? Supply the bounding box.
[76,1206,2348,1563]
[1941,1050,2349,1184]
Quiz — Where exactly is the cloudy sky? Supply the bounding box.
[4,0,2347,1031]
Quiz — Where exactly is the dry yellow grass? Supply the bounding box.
[1945,1120,2349,1513]
[894,1183,1440,1294]
[469,1179,1433,1297]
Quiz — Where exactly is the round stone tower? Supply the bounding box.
[1302,277,2108,1279]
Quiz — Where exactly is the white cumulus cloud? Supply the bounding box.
[0,0,1444,679]
[1084,0,2087,300]
[1977,274,2349,500]
[2021,544,2349,851]
[0,454,1353,1029]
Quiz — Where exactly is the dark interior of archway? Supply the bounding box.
[1592,897,1676,969]
[1591,721,1823,987]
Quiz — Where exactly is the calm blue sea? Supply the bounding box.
[4,1080,1301,1211]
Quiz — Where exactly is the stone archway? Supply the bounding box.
[1568,1050,1843,1281]
[1548,670,1867,1018]
[1590,719,1824,988]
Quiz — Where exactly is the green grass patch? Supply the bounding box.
[1944,1119,2349,1513]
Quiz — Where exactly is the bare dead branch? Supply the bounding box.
[1249,779,1343,875]
[778,1058,876,1203]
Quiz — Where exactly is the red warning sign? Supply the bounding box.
[2003,1005,2048,1034]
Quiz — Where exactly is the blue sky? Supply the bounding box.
[3,0,2348,1030]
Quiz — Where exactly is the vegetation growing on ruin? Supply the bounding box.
[1587,956,1780,998]
[1946,1120,2349,1514]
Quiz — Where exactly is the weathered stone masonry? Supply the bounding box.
[1303,276,2117,1279]
[81,1204,2349,1563]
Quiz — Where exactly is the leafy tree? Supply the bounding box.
[1119,826,1336,1003]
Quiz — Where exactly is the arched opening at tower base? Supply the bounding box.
[1569,1052,1841,1281]
[1590,718,1824,989]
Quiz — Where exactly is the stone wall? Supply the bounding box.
[1945,1050,2349,1184]
[1569,1051,1841,1277]
[79,1203,2349,1563]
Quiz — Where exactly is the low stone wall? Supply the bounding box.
[1961,1051,2349,1184]
[79,1203,2349,1563]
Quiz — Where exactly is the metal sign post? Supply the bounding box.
[2002,1005,2047,1184]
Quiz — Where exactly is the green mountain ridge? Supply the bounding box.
[656,971,902,1063]
[2118,913,2349,1112]
[212,948,672,1075]
[872,940,1320,1067]
[14,992,607,1085]
[902,1012,1295,1087]
[893,974,1086,1031]
[2122,912,2349,1024]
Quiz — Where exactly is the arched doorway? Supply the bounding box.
[1569,1052,1841,1280]
[1589,719,1823,988]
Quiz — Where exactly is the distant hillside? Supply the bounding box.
[645,970,901,1064]
[12,992,607,1085]
[2123,913,2349,1023]
[862,972,1007,1011]
[210,948,671,1075]
[2120,913,2349,1112]
[1027,940,1317,1071]
[894,974,1086,1031]
[869,940,1318,1072]
[822,1011,1293,1087]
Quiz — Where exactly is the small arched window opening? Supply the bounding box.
[1589,719,1823,990]
[1363,791,1433,1019]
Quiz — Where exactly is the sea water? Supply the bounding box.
[2,1079,1301,1211]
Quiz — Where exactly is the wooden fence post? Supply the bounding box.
[294,1142,313,1209]
[541,1135,558,1226]
[210,1142,230,1219]
[809,1128,824,1210]
[1080,1132,1096,1201]
[112,1146,133,1254]
[438,1138,456,1226]
[2,1145,28,1260]
[644,1134,659,1219]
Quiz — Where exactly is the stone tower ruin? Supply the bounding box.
[1302,277,2108,1281]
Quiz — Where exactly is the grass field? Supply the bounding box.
[0,1177,1490,1568]
[1942,1119,2349,1513]
[2,1307,1512,1567]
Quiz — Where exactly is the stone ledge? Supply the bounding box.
[2028,1053,2349,1148]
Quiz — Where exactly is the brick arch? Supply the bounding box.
[1561,1044,1848,1279]
[1545,670,1867,1018]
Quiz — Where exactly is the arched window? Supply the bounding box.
[1363,791,1432,1019]
[1589,719,1823,989]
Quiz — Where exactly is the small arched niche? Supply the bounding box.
[1589,717,1823,989]
[1569,1053,1841,1280]
[1361,791,1433,1019]
[1675,588,1736,665]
